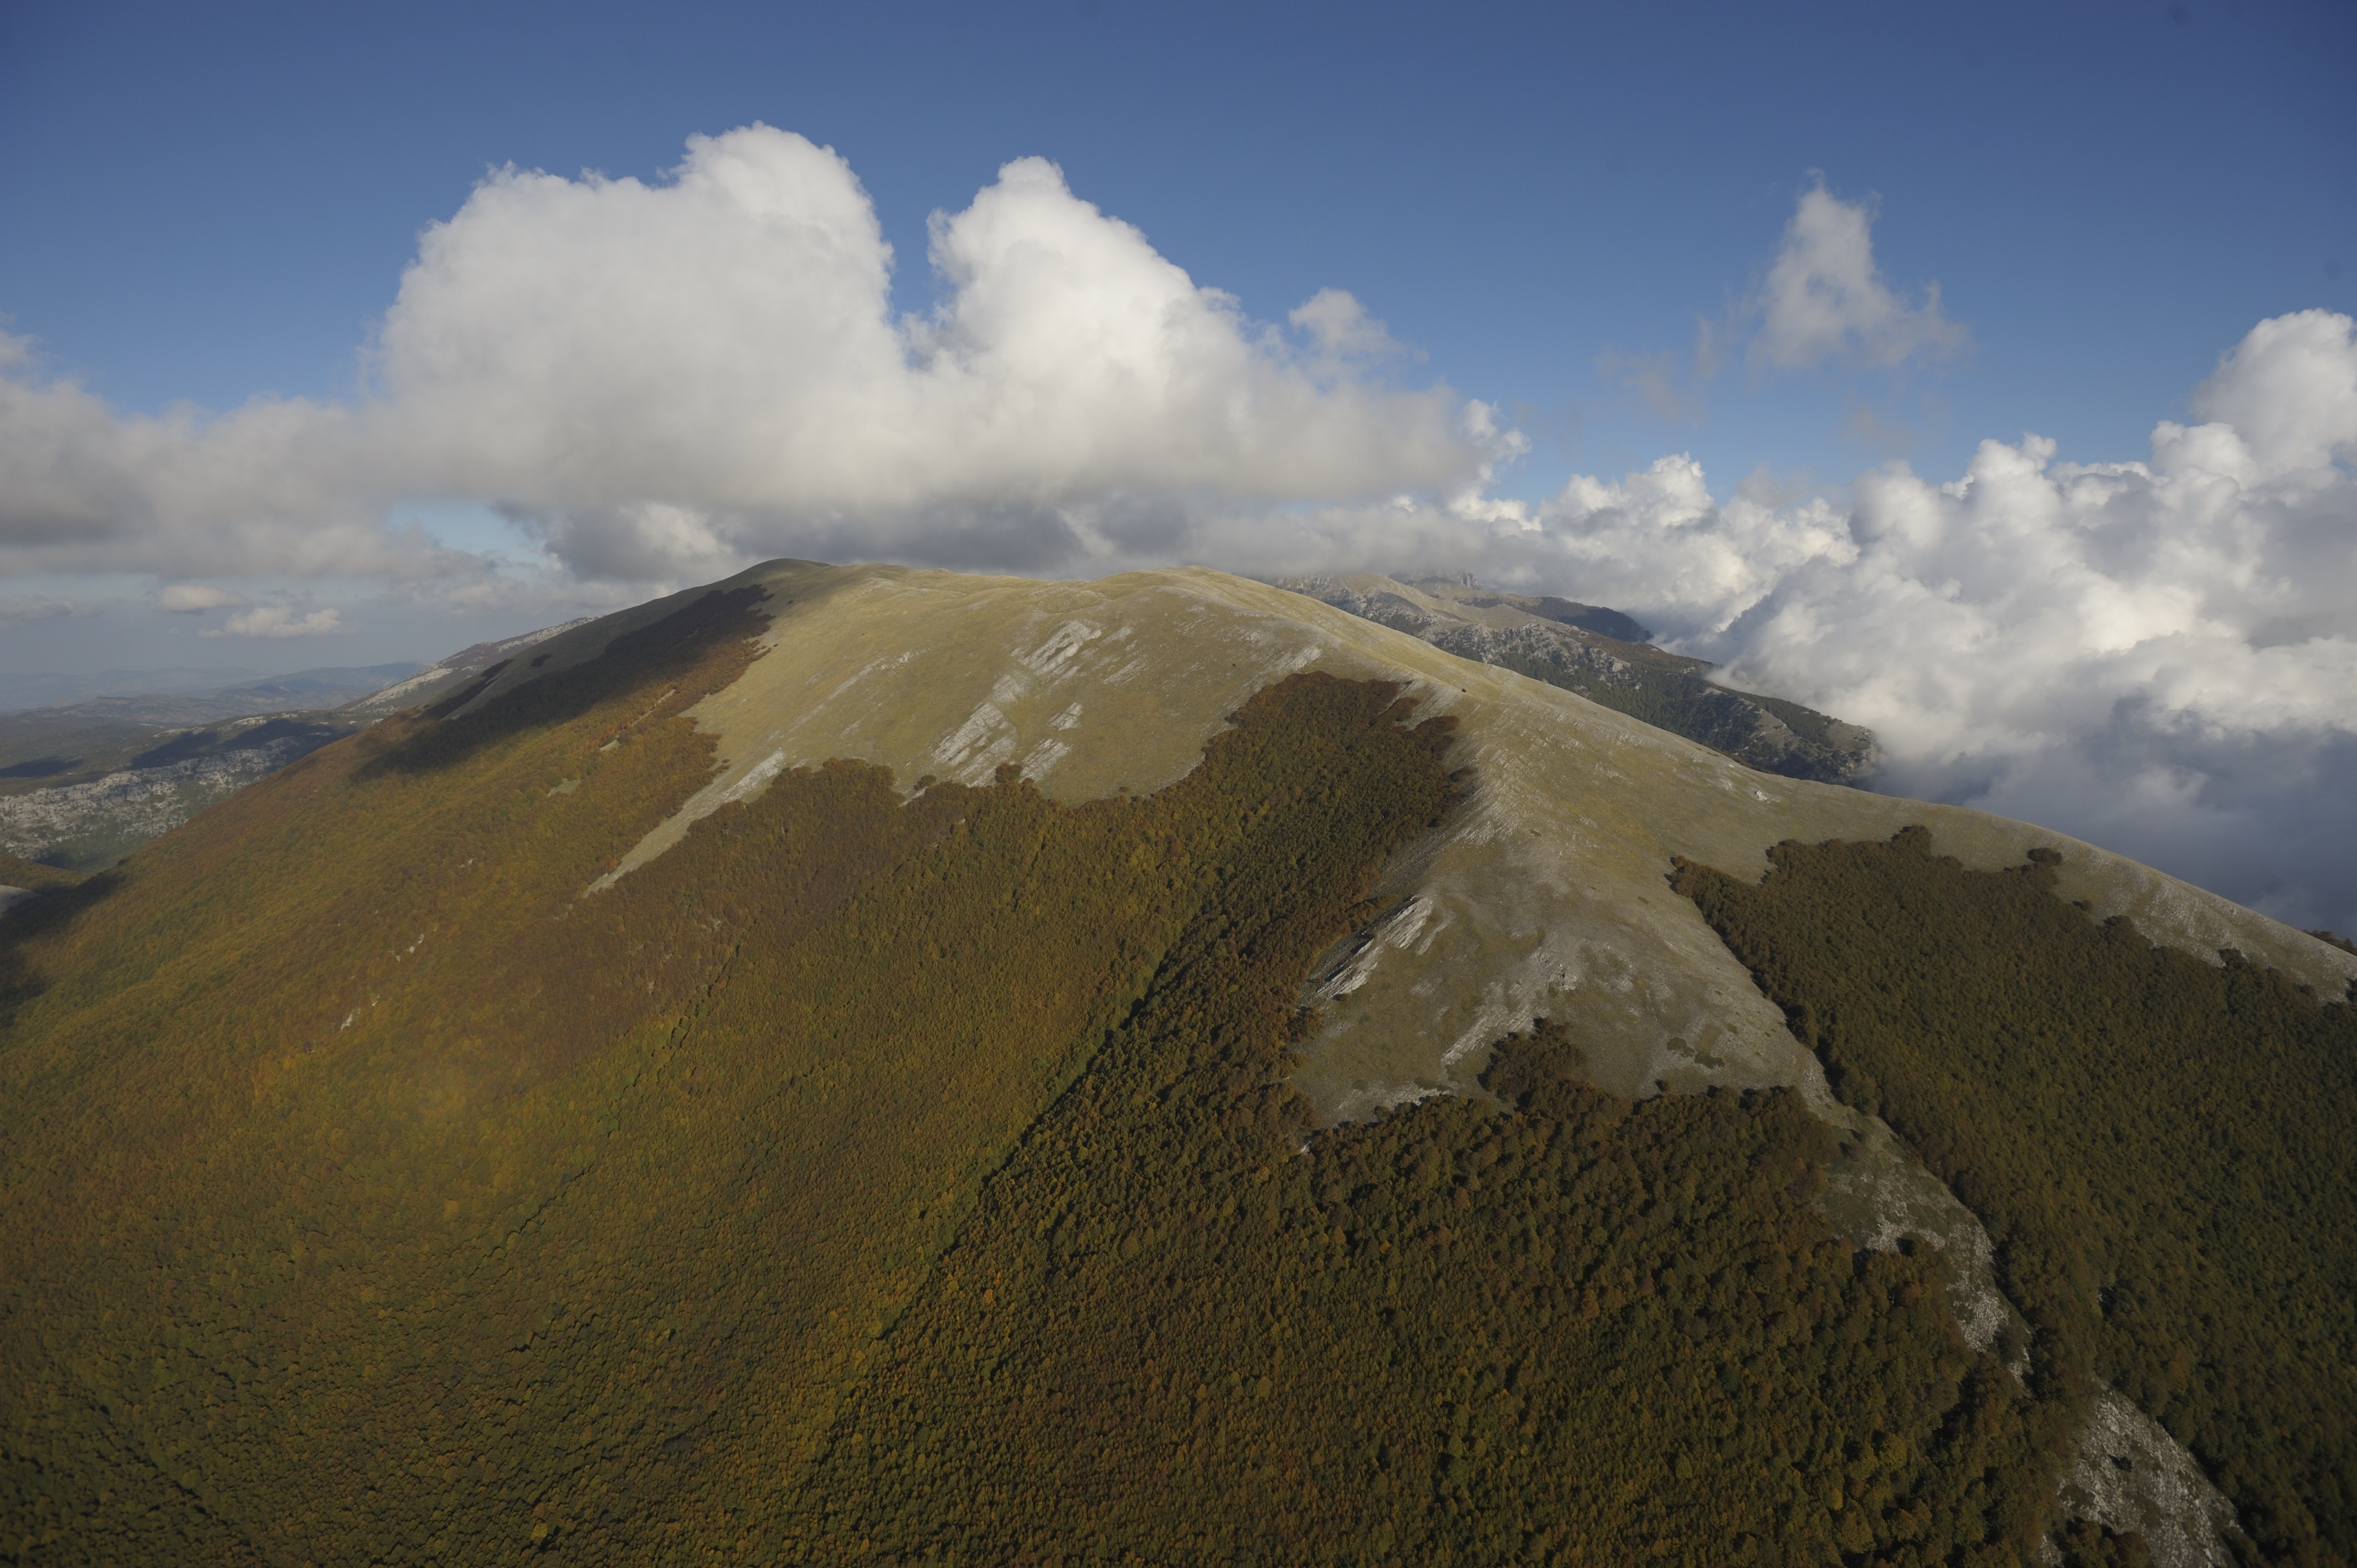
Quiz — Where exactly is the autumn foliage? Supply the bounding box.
[1677,829,2357,1566]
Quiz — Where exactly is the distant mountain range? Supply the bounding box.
[0,663,421,717]
[0,633,595,871]
[1273,572,1878,785]
[0,664,421,870]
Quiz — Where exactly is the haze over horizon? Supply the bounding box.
[2,0,2353,931]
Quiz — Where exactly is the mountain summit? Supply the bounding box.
[3,560,2349,1565]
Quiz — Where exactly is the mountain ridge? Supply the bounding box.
[1269,571,1880,786]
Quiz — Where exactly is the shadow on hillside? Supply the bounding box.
[0,870,122,1025]
[358,587,771,780]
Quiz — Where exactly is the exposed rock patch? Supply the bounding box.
[2059,1388,2241,1567]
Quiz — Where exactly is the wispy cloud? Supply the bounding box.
[156,582,249,612]
[205,604,344,638]
[1748,179,1969,374]
[0,596,92,620]
[1596,180,1967,426]
[1840,396,1915,456]
[1596,347,1705,425]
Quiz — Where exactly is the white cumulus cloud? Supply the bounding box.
[1749,181,1968,373]
[208,604,345,639]
[1,132,2350,929]
[0,126,1486,589]
[156,582,249,612]
[1589,182,1964,430]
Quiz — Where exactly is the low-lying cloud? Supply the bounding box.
[1474,308,2357,934]
[0,128,2351,929]
[0,596,90,620]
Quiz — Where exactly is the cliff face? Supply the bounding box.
[1273,571,1880,785]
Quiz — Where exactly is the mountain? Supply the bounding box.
[0,668,271,714]
[337,620,593,720]
[1,560,2348,1566]
[0,664,421,725]
[0,666,426,871]
[1273,571,1879,784]
[0,664,427,872]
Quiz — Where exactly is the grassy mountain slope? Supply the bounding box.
[339,622,591,720]
[491,561,2346,1123]
[0,855,78,892]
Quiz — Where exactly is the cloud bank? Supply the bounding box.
[0,596,92,621]
[1479,308,2357,933]
[0,126,1487,585]
[0,128,2351,929]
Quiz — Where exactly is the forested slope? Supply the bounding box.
[796,1014,2062,1563]
[1676,832,2357,1566]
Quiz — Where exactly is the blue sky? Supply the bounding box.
[4,0,2349,508]
[2,0,2355,931]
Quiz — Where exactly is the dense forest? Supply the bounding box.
[792,1013,2062,1562]
[1676,831,2357,1566]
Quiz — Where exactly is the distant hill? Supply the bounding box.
[0,663,421,791]
[337,620,591,719]
[2,561,2348,1565]
[0,646,641,871]
[1272,572,1879,785]
[0,714,351,870]
[0,666,406,871]
[0,663,421,718]
[0,666,269,714]
[0,637,600,871]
